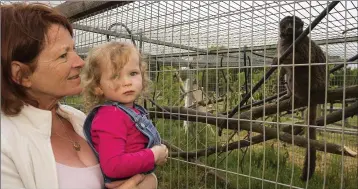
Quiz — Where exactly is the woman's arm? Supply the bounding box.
[1,135,25,189]
[105,174,145,189]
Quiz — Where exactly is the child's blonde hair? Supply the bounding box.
[81,41,150,113]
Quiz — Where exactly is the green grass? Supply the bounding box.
[154,120,358,189]
[155,143,357,189]
[61,95,84,110]
[67,95,356,188]
[63,89,357,188]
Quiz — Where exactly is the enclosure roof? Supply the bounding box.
[4,1,358,64]
[2,1,64,7]
[71,1,357,61]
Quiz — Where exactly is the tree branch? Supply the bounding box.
[149,86,358,159]
[169,102,357,159]
[315,101,358,126]
[242,85,358,120]
[149,86,358,131]
[162,139,235,188]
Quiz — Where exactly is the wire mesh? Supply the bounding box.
[6,1,357,189]
[69,1,357,189]
[67,2,358,189]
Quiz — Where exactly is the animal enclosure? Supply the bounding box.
[31,1,358,188]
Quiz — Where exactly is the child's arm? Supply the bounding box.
[91,106,155,179]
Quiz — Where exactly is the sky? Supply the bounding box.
[4,1,357,66]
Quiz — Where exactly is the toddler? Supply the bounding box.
[81,42,168,189]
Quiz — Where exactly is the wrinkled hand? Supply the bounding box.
[105,174,145,189]
[151,144,168,166]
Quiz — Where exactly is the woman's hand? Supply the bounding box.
[105,174,145,189]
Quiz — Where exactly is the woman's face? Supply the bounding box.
[26,24,84,101]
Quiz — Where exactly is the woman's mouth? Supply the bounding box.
[68,75,79,80]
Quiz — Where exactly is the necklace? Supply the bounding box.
[54,114,81,151]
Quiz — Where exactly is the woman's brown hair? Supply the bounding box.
[1,3,73,116]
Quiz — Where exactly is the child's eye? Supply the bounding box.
[130,72,138,76]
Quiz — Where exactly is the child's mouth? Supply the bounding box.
[124,90,135,95]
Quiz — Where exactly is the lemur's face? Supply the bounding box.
[280,16,304,37]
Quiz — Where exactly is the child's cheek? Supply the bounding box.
[106,81,120,92]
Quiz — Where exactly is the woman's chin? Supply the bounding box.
[66,87,83,96]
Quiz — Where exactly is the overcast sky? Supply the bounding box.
[4,1,357,65]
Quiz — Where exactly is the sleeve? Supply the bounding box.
[91,106,155,179]
[1,134,26,189]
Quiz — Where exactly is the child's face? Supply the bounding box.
[98,52,143,107]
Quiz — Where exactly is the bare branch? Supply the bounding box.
[152,105,357,158]
[189,97,225,109]
[149,86,358,131]
[149,86,358,159]
[315,101,358,126]
[163,140,235,188]
[243,85,358,120]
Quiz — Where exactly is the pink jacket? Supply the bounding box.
[91,106,155,179]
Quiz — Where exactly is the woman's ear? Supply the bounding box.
[10,61,32,88]
[94,87,104,96]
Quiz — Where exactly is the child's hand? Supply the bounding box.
[150,144,168,166]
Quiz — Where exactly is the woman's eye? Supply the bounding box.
[59,53,67,59]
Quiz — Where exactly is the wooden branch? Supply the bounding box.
[229,54,358,112]
[244,85,358,120]
[151,105,357,158]
[149,86,357,131]
[238,91,287,112]
[162,139,182,152]
[170,108,357,159]
[170,135,252,158]
[263,100,358,130]
[315,101,358,126]
[162,140,234,188]
[214,101,357,157]
[149,86,358,158]
[190,97,225,108]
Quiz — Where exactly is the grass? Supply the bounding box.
[63,95,357,188]
[154,147,357,188]
[61,95,84,110]
[154,119,358,189]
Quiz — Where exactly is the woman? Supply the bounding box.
[1,3,163,189]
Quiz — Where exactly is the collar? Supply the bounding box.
[19,103,85,138]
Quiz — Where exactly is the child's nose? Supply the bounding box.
[122,77,132,86]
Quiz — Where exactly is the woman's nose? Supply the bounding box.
[72,53,85,68]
